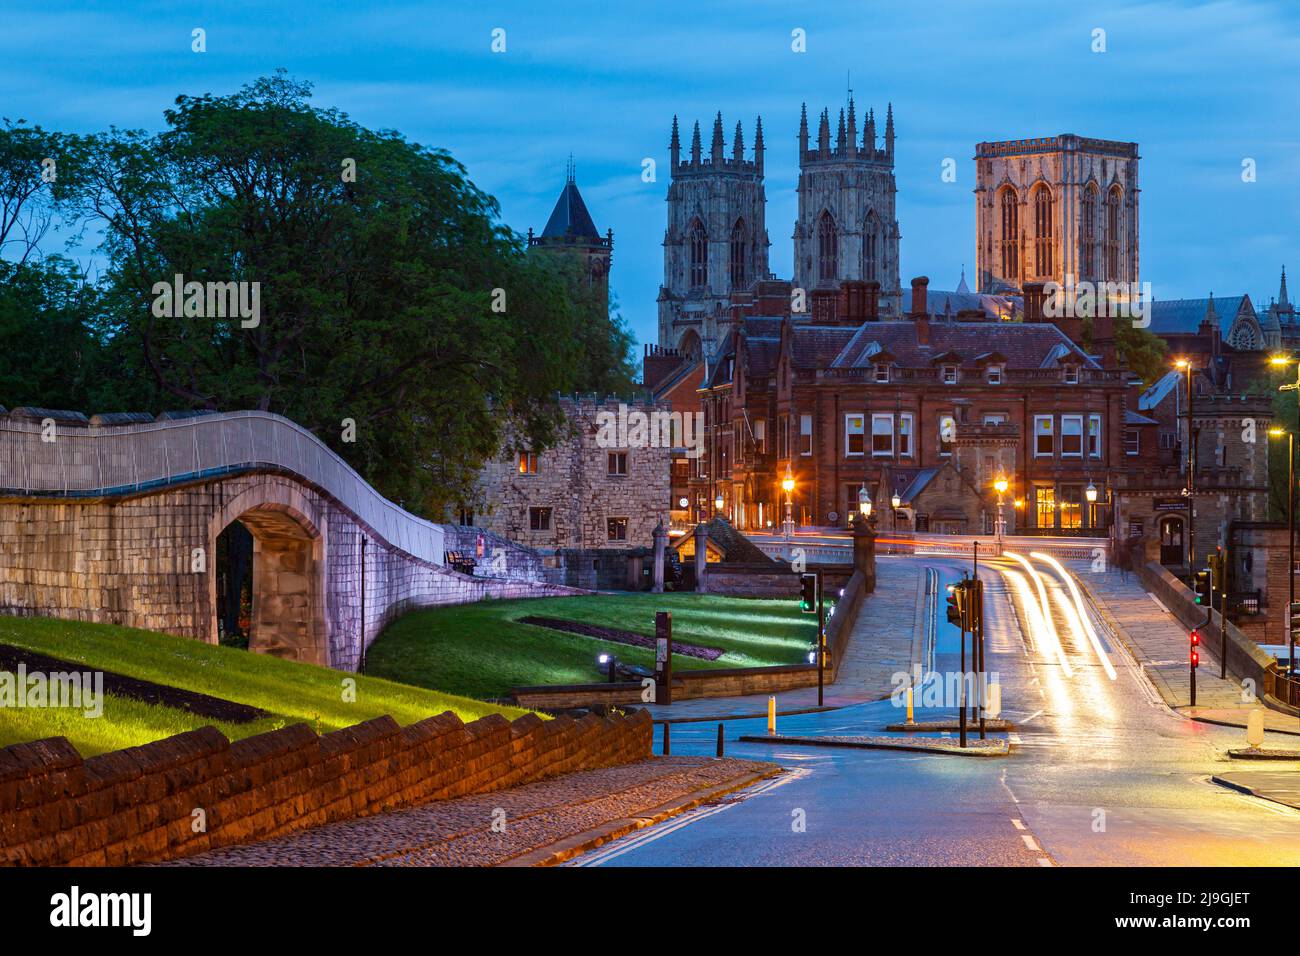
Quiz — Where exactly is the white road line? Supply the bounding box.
[1021,834,1040,851]
[1011,818,1026,830]
[1037,857,1054,867]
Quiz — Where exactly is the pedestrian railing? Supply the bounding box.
[0,410,446,566]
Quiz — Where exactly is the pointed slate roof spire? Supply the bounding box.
[1281,265,1290,309]
[540,164,600,240]
[957,265,970,294]
[711,111,725,163]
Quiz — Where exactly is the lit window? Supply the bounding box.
[1034,415,1054,457]
[518,451,538,474]
[1060,486,1082,529]
[1062,415,1083,458]
[845,414,864,456]
[606,517,629,541]
[871,414,893,457]
[529,507,552,531]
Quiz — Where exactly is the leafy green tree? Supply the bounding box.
[1082,315,1167,386]
[71,72,633,514]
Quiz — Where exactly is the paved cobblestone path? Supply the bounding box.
[163,756,774,867]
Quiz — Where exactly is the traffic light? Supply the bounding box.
[799,573,818,613]
[1190,629,1201,668]
[946,584,963,627]
[1209,549,1226,592]
[1193,569,1211,606]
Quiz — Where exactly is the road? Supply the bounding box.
[569,553,1300,867]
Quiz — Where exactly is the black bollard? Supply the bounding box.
[716,722,724,757]
[662,721,671,755]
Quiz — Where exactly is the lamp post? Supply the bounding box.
[1085,481,1098,531]
[782,466,795,540]
[858,482,873,524]
[891,490,901,534]
[1270,422,1296,677]
[994,475,1009,545]
[1175,357,1196,575]
[714,492,725,520]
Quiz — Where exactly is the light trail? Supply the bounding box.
[1029,551,1118,681]
[999,565,1075,716]
[1003,551,1074,677]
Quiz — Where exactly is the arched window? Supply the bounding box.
[863,210,879,281]
[1033,185,1054,277]
[999,188,1019,280]
[689,218,708,289]
[1081,185,1098,281]
[817,210,838,282]
[1105,186,1122,280]
[729,219,747,288]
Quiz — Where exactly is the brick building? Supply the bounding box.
[693,276,1134,536]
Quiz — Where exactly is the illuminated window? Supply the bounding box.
[845,414,864,456]
[1035,486,1056,529]
[1060,487,1082,529]
[606,517,628,541]
[1034,415,1054,457]
[518,451,538,474]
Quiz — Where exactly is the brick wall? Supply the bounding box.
[0,709,652,867]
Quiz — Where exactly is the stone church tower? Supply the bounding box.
[974,134,1139,294]
[792,97,902,317]
[528,160,613,305]
[657,113,770,362]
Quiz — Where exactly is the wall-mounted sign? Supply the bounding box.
[1153,498,1186,513]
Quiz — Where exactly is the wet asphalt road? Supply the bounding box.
[570,555,1300,867]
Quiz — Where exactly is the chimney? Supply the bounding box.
[1093,312,1117,369]
[811,289,837,324]
[865,280,881,321]
[909,276,929,318]
[842,280,867,324]
[1023,282,1046,323]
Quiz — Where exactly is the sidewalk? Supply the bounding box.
[1212,771,1300,811]
[162,756,778,867]
[642,556,924,721]
[1072,565,1300,737]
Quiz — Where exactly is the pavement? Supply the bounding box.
[1212,771,1300,810]
[161,756,778,867]
[1071,564,1300,738]
[641,555,924,721]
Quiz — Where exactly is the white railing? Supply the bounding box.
[0,410,446,566]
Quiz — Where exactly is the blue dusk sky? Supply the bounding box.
[3,0,1297,349]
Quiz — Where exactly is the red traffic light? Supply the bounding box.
[1191,650,1200,667]
[1190,630,1201,645]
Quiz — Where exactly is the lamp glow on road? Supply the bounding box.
[1029,551,1118,681]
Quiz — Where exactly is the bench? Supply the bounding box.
[444,550,477,576]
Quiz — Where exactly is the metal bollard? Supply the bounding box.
[906,686,914,724]
[662,721,671,755]
[716,722,724,757]
[767,695,776,736]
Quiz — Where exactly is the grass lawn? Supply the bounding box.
[0,616,530,757]
[365,592,818,699]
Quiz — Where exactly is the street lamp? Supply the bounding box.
[782,466,795,540]
[858,482,872,522]
[714,492,725,518]
[1270,424,1295,677]
[1174,357,1196,573]
[890,490,901,533]
[993,475,1009,544]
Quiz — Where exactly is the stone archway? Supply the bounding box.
[208,483,329,666]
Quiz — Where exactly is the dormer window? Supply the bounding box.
[874,363,890,383]
[1063,364,1079,384]
[987,365,1003,385]
[942,365,959,385]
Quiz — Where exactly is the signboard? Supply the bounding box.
[654,611,673,705]
[1153,498,1186,513]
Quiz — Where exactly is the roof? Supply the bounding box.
[924,290,1020,320]
[671,517,776,564]
[891,467,940,504]
[819,320,1097,371]
[1138,370,1180,410]
[540,180,600,240]
[1124,409,1159,426]
[1148,296,1247,337]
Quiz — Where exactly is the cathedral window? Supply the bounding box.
[863,211,879,281]
[689,218,708,289]
[1081,185,1098,280]
[1105,186,1122,280]
[729,219,747,288]
[1033,186,1054,277]
[999,189,1019,280]
[817,211,838,283]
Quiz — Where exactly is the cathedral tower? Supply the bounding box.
[528,159,613,305]
[792,96,901,317]
[657,113,769,361]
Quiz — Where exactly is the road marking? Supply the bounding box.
[1023,709,1043,724]
[1008,733,1022,745]
[1021,834,1040,851]
[1037,857,1054,867]
[570,769,808,867]
[1011,818,1026,830]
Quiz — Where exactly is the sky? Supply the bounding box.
[3,0,1298,351]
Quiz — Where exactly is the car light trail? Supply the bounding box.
[1029,551,1118,681]
[1003,551,1073,677]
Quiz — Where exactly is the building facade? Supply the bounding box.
[975,134,1139,295]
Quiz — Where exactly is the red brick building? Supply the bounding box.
[693,276,1135,536]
